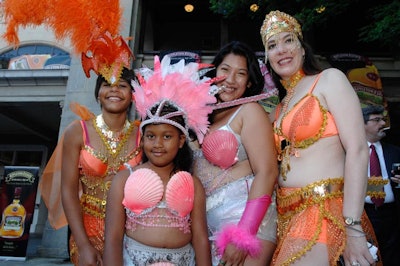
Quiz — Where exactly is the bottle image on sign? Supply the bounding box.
[0,187,26,238]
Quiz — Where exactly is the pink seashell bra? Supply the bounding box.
[202,106,248,169]
[122,168,194,233]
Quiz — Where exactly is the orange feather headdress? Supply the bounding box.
[1,0,133,85]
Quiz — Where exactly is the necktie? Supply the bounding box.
[370,144,384,207]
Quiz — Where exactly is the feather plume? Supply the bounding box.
[1,0,132,84]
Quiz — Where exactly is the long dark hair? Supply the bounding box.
[141,103,193,174]
[208,41,264,98]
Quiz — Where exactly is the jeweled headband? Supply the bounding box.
[260,10,303,45]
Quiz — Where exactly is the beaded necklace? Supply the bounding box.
[81,116,138,201]
[94,114,133,155]
[211,91,277,110]
[280,69,305,113]
[276,69,306,180]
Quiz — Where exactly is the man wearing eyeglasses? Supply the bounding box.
[362,105,400,266]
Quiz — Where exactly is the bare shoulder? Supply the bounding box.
[319,68,354,94]
[63,119,82,136]
[320,68,349,82]
[240,102,270,124]
[240,102,268,115]
[62,120,83,144]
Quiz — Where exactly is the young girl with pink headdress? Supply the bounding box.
[103,55,217,265]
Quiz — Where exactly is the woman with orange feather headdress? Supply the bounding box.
[1,1,138,266]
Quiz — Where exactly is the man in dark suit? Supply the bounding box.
[363,105,400,266]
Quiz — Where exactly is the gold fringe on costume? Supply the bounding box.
[80,193,107,219]
[366,176,388,199]
[70,209,106,265]
[272,178,379,266]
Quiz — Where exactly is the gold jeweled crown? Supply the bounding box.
[260,10,303,46]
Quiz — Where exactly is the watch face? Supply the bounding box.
[345,217,353,225]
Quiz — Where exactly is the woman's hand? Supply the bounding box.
[219,244,246,266]
[342,230,376,266]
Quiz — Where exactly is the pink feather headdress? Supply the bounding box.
[133,55,218,144]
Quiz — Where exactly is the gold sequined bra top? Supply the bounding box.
[273,74,338,179]
[79,119,141,178]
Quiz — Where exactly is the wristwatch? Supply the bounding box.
[344,217,361,226]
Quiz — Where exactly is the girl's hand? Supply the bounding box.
[78,244,102,266]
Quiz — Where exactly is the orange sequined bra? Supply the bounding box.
[79,120,140,177]
[274,74,338,179]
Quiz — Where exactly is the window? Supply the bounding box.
[0,44,70,69]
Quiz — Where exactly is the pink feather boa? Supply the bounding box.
[215,224,262,258]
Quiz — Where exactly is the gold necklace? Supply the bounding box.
[94,114,133,155]
[280,69,305,113]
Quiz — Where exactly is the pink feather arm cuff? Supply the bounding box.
[215,194,272,257]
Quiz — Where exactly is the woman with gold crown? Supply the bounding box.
[261,10,378,266]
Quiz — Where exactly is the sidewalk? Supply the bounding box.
[0,235,72,266]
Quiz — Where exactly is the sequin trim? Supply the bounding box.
[277,177,344,214]
[274,178,345,266]
[81,193,107,218]
[274,95,329,180]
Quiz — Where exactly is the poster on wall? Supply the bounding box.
[328,53,390,128]
[0,166,40,261]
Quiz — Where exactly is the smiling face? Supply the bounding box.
[98,78,132,114]
[266,32,305,80]
[215,53,251,102]
[142,123,186,168]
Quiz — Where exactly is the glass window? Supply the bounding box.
[0,44,70,70]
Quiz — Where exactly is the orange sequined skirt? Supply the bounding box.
[272,178,377,266]
[69,194,106,265]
